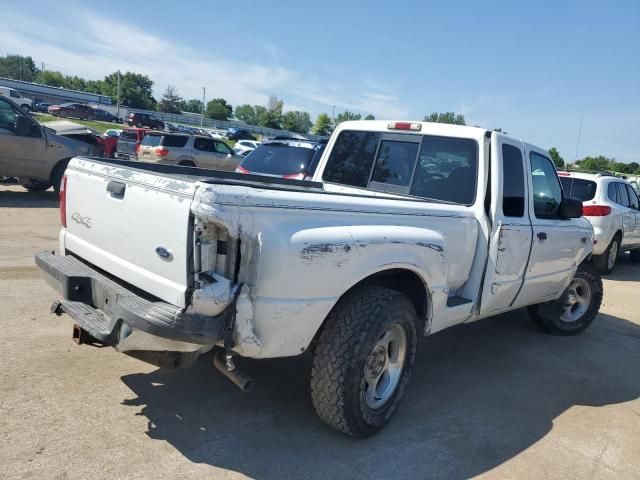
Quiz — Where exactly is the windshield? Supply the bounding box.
[559,177,597,201]
[241,144,316,175]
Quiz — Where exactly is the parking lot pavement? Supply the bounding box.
[1,184,639,480]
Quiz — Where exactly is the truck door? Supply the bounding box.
[479,134,533,315]
[512,145,581,307]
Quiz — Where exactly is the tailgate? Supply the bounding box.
[62,158,197,307]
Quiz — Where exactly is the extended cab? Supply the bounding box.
[36,121,601,436]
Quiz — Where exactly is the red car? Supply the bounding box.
[48,103,95,120]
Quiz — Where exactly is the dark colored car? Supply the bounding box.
[127,112,165,129]
[47,103,95,120]
[226,128,256,140]
[236,139,325,179]
[94,109,122,123]
[35,102,51,113]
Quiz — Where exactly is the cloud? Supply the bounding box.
[0,7,410,119]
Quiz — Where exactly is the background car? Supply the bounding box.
[137,133,242,171]
[48,103,95,120]
[126,112,165,129]
[0,86,33,112]
[233,140,261,156]
[235,139,325,179]
[559,171,640,273]
[103,129,121,137]
[226,128,256,140]
[116,127,149,160]
[93,108,122,123]
[34,102,52,113]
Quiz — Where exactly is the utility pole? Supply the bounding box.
[116,70,121,117]
[574,114,583,163]
[332,105,336,122]
[201,86,205,127]
[41,62,45,72]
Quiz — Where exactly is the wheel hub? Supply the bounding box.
[366,346,387,378]
[560,277,592,323]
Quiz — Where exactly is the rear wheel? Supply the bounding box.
[528,263,602,335]
[50,160,69,195]
[592,235,620,275]
[310,286,418,437]
[21,104,31,113]
[19,178,51,192]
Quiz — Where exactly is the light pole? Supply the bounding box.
[201,86,206,127]
[116,70,121,117]
[332,105,336,122]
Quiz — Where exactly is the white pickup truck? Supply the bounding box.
[36,120,602,437]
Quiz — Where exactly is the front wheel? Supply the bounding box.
[21,104,31,113]
[528,263,602,335]
[310,286,418,437]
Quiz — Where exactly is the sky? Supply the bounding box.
[2,0,639,162]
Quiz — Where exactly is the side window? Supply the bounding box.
[214,141,232,154]
[323,130,380,187]
[162,135,188,148]
[194,137,215,152]
[10,90,20,98]
[627,184,639,210]
[0,98,19,131]
[501,144,525,217]
[608,182,620,203]
[530,152,562,218]
[410,135,478,205]
[370,140,419,188]
[616,183,630,208]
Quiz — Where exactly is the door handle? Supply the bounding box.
[537,232,548,240]
[107,180,126,199]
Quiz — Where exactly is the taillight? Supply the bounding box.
[283,173,306,180]
[59,174,67,227]
[582,205,611,216]
[155,147,169,157]
[235,166,250,174]
[388,121,422,131]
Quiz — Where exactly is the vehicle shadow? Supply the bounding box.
[120,310,640,480]
[607,254,640,281]
[0,188,58,208]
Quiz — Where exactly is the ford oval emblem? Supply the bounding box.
[155,246,173,262]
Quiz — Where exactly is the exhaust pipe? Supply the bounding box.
[214,351,254,392]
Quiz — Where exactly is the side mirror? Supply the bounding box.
[560,196,583,219]
[14,115,33,136]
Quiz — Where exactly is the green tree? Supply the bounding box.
[157,85,183,113]
[235,104,256,124]
[576,155,615,171]
[364,114,375,120]
[179,98,204,114]
[628,162,640,174]
[282,111,312,133]
[335,110,361,124]
[312,113,333,136]
[0,55,38,82]
[548,147,565,169]
[102,71,156,110]
[35,70,66,87]
[256,95,283,128]
[423,112,466,125]
[205,98,233,120]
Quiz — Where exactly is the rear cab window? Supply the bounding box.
[559,177,597,201]
[141,135,161,147]
[322,129,478,205]
[242,143,317,176]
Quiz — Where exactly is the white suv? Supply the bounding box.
[559,172,640,273]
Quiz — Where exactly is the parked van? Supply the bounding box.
[0,86,33,112]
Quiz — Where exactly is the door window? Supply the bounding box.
[501,144,525,217]
[213,141,233,154]
[530,152,562,218]
[194,137,215,152]
[626,184,639,210]
[0,98,18,131]
[9,90,20,98]
[616,183,630,208]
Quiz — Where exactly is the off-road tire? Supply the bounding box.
[528,263,602,335]
[310,286,418,437]
[592,235,620,275]
[19,178,51,192]
[629,249,640,263]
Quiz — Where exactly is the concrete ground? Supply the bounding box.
[1,184,639,480]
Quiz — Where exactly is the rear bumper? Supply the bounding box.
[35,251,227,351]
